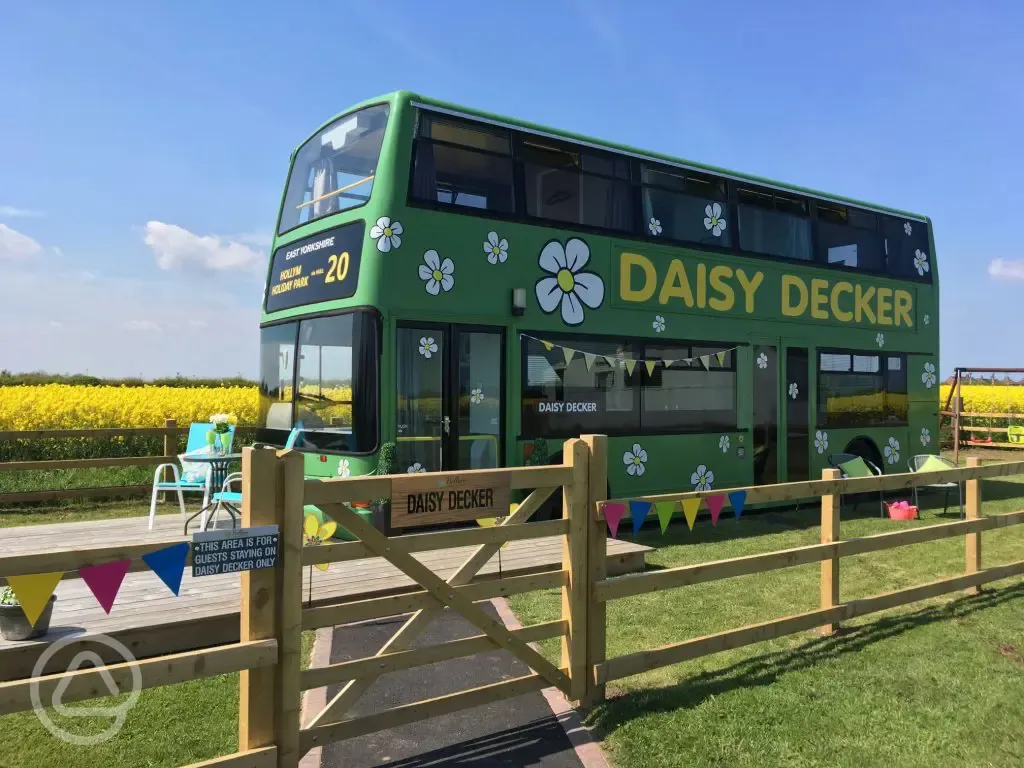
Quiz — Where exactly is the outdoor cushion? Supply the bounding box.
[838,456,873,478]
[918,455,949,473]
[213,491,243,504]
[180,445,213,484]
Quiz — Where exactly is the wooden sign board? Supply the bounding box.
[192,525,279,577]
[390,471,511,528]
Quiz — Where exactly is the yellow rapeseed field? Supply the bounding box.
[0,385,260,431]
[939,384,1024,415]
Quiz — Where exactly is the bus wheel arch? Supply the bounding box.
[843,436,884,471]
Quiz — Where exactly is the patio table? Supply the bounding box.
[181,452,243,534]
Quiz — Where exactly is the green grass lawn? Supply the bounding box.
[509,471,1024,768]
[0,632,318,768]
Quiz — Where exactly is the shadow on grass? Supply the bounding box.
[587,580,1024,736]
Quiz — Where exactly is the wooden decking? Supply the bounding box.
[0,514,650,681]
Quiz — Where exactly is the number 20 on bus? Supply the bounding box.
[325,252,349,283]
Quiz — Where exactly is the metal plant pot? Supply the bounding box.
[0,596,56,641]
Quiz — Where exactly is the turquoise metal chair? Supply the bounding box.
[149,422,236,530]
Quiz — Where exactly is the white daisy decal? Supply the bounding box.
[920,427,931,447]
[470,387,484,404]
[648,217,663,236]
[913,249,930,277]
[419,250,455,295]
[407,462,426,474]
[652,315,666,333]
[921,362,937,389]
[703,203,727,237]
[883,437,901,465]
[923,314,930,325]
[814,430,829,454]
[418,336,438,359]
[876,332,885,348]
[788,382,799,399]
[623,443,648,477]
[691,464,715,492]
[338,458,351,477]
[718,435,730,453]
[370,216,403,252]
[535,238,605,326]
[904,221,913,236]
[757,352,768,370]
[483,231,509,264]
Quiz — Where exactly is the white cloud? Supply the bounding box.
[0,224,43,260]
[988,259,1024,281]
[0,205,43,218]
[143,221,264,273]
[0,270,259,377]
[188,319,208,329]
[122,320,162,332]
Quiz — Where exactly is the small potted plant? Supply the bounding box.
[208,413,236,454]
[372,442,396,536]
[0,586,56,641]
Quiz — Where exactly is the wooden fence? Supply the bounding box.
[0,420,259,506]
[2,437,1024,766]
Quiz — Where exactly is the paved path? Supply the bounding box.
[319,604,587,767]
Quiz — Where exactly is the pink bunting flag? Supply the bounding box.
[681,498,701,530]
[602,503,626,538]
[705,494,726,526]
[79,559,132,614]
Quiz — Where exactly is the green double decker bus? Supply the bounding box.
[258,91,939,509]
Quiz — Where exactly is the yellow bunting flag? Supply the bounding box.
[583,352,597,371]
[716,351,727,367]
[645,360,656,376]
[624,359,637,376]
[681,498,701,530]
[699,355,711,371]
[7,572,63,627]
[562,347,575,366]
[541,340,554,351]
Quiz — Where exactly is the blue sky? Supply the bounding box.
[1,1,1021,377]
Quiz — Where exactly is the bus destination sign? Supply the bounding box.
[265,221,364,312]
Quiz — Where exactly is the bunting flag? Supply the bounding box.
[728,490,748,519]
[630,500,652,536]
[705,495,726,526]
[681,498,701,530]
[602,503,626,538]
[7,572,63,627]
[522,334,739,374]
[142,542,190,596]
[79,559,132,614]
[655,501,676,534]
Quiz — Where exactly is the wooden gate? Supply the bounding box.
[241,436,604,766]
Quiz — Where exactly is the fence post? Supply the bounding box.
[276,449,305,768]
[580,434,608,709]
[161,418,176,502]
[239,447,281,755]
[819,468,841,635]
[965,457,982,595]
[560,438,590,706]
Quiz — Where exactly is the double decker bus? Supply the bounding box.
[259,91,939,510]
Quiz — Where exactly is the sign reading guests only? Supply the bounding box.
[191,525,280,577]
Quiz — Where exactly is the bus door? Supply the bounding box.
[783,344,811,482]
[395,323,504,474]
[751,339,781,485]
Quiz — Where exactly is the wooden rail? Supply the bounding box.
[5,437,1024,767]
[0,420,260,505]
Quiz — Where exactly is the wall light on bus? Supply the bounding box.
[511,288,527,317]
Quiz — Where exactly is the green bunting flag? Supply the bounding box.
[655,501,676,533]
